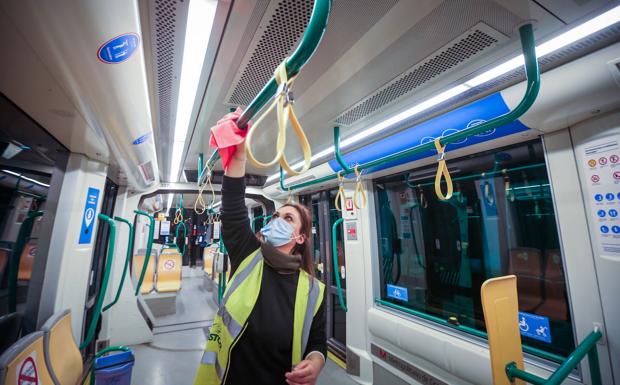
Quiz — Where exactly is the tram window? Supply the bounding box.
[374,140,575,357]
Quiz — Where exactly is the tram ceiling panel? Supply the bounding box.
[140,0,190,182]
[1,0,160,191]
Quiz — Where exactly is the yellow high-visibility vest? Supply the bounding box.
[194,249,325,385]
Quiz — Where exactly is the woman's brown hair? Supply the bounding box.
[282,203,315,277]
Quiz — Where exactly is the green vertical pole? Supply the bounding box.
[134,210,154,295]
[79,214,116,350]
[103,217,133,312]
[332,217,347,311]
[8,210,43,312]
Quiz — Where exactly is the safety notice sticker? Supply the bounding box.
[16,352,39,385]
[79,187,99,244]
[518,312,552,343]
[582,138,620,255]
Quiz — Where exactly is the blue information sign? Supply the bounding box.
[518,312,552,343]
[79,187,100,244]
[97,33,140,64]
[132,132,152,145]
[386,284,408,302]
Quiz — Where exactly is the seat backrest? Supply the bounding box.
[203,247,217,275]
[0,248,9,283]
[0,313,22,355]
[156,252,182,293]
[508,247,542,276]
[41,310,83,385]
[18,241,37,281]
[133,253,155,294]
[0,331,54,385]
[544,249,563,281]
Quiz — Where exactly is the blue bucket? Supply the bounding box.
[94,350,135,385]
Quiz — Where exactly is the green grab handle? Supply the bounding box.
[332,217,347,312]
[200,0,332,178]
[8,210,43,312]
[281,23,540,191]
[133,210,154,296]
[102,217,133,312]
[505,330,603,385]
[175,221,187,256]
[80,214,116,350]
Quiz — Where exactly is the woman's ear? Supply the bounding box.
[295,233,306,245]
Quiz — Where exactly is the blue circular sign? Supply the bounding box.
[595,194,604,202]
[613,226,620,234]
[598,209,607,218]
[610,209,618,218]
[606,193,615,201]
[97,33,140,64]
[601,225,610,234]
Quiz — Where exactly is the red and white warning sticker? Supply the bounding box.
[16,353,39,385]
[163,259,175,271]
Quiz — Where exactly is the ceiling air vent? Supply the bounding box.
[334,23,505,126]
[226,0,314,107]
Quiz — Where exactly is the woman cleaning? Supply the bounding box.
[194,115,327,385]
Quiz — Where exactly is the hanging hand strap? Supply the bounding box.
[335,171,346,211]
[173,194,184,224]
[353,165,367,209]
[195,166,215,215]
[434,138,453,201]
[503,169,515,202]
[245,59,312,175]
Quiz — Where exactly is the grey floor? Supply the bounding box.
[130,267,358,385]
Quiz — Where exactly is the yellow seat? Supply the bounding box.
[202,247,217,276]
[41,309,83,385]
[156,252,182,293]
[0,331,54,385]
[133,252,155,294]
[18,241,37,281]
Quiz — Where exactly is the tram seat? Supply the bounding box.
[508,247,543,312]
[156,252,182,293]
[0,331,54,385]
[133,250,156,294]
[17,241,37,281]
[537,250,568,321]
[0,313,22,355]
[40,309,82,385]
[203,247,216,277]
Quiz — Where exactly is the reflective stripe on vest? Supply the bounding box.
[193,249,325,385]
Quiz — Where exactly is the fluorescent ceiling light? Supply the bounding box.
[169,0,217,182]
[268,5,620,183]
[1,169,50,187]
[167,193,174,211]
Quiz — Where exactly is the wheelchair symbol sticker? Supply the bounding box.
[518,312,552,343]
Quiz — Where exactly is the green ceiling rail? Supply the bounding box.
[281,23,540,192]
[506,329,602,385]
[8,210,43,312]
[133,210,154,296]
[199,0,332,184]
[80,214,116,350]
[103,217,134,312]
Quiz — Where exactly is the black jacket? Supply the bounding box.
[219,176,326,385]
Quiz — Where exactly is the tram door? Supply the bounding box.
[301,190,347,361]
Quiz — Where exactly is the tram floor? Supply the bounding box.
[129,266,359,384]
[131,332,359,385]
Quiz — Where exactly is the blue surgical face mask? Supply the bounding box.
[260,217,300,247]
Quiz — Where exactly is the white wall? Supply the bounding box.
[38,153,107,342]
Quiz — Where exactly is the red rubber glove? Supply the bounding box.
[209,108,251,172]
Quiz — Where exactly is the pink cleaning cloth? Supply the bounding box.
[209,108,251,172]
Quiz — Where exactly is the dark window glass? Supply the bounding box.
[374,140,575,357]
